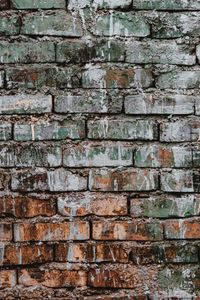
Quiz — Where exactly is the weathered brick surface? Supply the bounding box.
[1,0,200,298]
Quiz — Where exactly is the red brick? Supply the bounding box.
[14,222,90,242]
[2,243,54,265]
[89,168,158,191]
[165,219,200,239]
[0,223,12,241]
[0,195,55,218]
[19,268,87,287]
[95,243,129,262]
[92,221,163,241]
[55,243,93,263]
[58,192,127,217]
[0,270,16,289]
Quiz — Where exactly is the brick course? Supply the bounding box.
[0,0,200,298]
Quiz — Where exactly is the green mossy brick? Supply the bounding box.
[134,145,192,168]
[88,118,158,140]
[14,120,85,141]
[95,40,125,62]
[21,12,83,37]
[152,12,200,38]
[93,12,150,37]
[0,42,55,64]
[161,170,194,193]
[56,41,95,64]
[133,0,200,10]
[0,13,20,36]
[54,90,123,114]
[11,0,66,9]
[63,142,133,167]
[0,123,12,140]
[131,195,199,218]
[93,0,132,9]
[0,94,52,115]
[157,70,200,89]
[125,93,195,115]
[126,41,195,65]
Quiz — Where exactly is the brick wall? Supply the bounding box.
[0,0,200,298]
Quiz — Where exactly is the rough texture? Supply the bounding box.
[1,1,200,299]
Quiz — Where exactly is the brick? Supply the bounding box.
[152,13,200,38]
[68,0,91,9]
[125,93,195,115]
[93,0,132,9]
[58,192,127,217]
[0,270,16,289]
[0,13,20,35]
[161,170,194,192]
[0,223,12,241]
[193,150,200,167]
[0,144,61,167]
[93,12,150,37]
[88,118,157,140]
[82,66,153,89]
[6,66,80,89]
[63,142,133,167]
[88,265,158,289]
[11,0,66,9]
[1,243,54,265]
[130,242,198,264]
[0,123,12,140]
[158,266,200,294]
[54,90,123,114]
[0,195,56,218]
[56,41,94,64]
[95,243,129,263]
[95,40,125,62]
[21,12,83,37]
[133,0,200,10]
[56,40,125,63]
[126,41,195,65]
[0,94,52,115]
[130,195,200,218]
[165,219,200,239]
[160,119,200,142]
[11,168,87,192]
[14,144,62,167]
[157,70,200,89]
[14,222,89,241]
[14,120,85,141]
[197,45,200,64]
[0,71,4,88]
[19,268,87,287]
[0,42,55,64]
[195,96,200,115]
[55,243,93,263]
[89,168,158,191]
[134,145,192,168]
[56,242,130,263]
[92,221,163,241]
[0,0,9,9]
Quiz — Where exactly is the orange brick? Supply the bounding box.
[92,221,163,241]
[0,223,12,241]
[14,222,90,242]
[19,268,87,287]
[0,270,17,289]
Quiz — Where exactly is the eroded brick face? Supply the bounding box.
[0,0,200,299]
